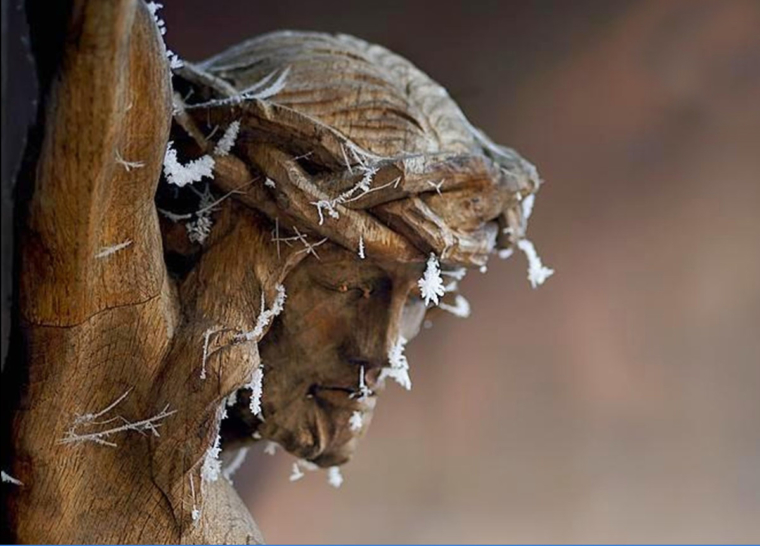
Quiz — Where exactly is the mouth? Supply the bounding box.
[307,383,376,401]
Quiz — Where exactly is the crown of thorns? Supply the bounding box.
[172,31,542,270]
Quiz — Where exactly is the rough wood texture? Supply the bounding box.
[2,4,544,544]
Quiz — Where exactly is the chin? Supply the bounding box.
[265,402,369,467]
[310,435,360,467]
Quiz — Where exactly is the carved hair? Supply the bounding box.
[173,31,541,275]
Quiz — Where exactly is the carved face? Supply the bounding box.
[255,244,427,466]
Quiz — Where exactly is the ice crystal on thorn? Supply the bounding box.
[439,294,471,318]
[1,471,22,486]
[163,141,215,187]
[380,337,411,390]
[247,365,264,417]
[214,121,240,156]
[327,466,343,488]
[236,285,287,343]
[418,254,445,306]
[201,431,222,483]
[289,463,305,482]
[349,411,363,431]
[517,239,554,288]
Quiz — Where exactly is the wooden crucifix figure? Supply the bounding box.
[2,1,549,543]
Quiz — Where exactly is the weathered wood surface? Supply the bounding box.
[2,2,545,544]
[3,1,263,543]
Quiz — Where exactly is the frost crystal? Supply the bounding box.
[441,267,467,281]
[521,194,535,223]
[289,463,305,482]
[200,328,215,380]
[349,365,373,400]
[327,466,343,488]
[146,3,184,69]
[214,121,240,156]
[236,285,287,342]
[265,178,276,188]
[1,471,22,486]
[349,411,363,432]
[241,67,291,100]
[418,254,445,306]
[358,235,366,259]
[439,294,471,318]
[379,336,411,390]
[517,239,554,288]
[310,149,396,225]
[247,365,264,417]
[263,442,278,456]
[114,150,144,172]
[168,50,184,69]
[95,239,132,259]
[186,185,217,245]
[59,390,175,447]
[201,431,222,483]
[222,447,249,481]
[498,248,514,260]
[187,214,212,244]
[163,141,215,187]
[189,473,200,522]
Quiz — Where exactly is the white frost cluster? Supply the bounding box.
[418,254,445,306]
[358,235,366,259]
[516,239,554,288]
[201,431,223,483]
[349,410,363,432]
[163,141,215,187]
[246,365,264,417]
[379,336,411,390]
[1,471,22,486]
[521,193,535,223]
[214,121,240,156]
[263,442,278,456]
[236,285,287,342]
[327,466,343,488]
[146,3,184,69]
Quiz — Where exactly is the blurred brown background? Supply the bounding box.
[6,0,760,543]
[162,0,760,543]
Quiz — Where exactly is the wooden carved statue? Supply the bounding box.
[2,1,551,543]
